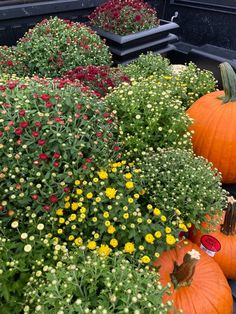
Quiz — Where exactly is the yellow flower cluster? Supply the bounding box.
[53,161,181,264]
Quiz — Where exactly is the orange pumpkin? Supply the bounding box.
[154,240,233,314]
[187,62,236,183]
[190,196,236,279]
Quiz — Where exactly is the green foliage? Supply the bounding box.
[137,148,227,231]
[15,17,112,77]
[105,75,192,159]
[120,52,171,80]
[23,249,171,314]
[0,76,120,218]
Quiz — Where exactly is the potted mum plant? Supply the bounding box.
[89,0,179,63]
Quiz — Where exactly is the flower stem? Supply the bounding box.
[219,62,236,103]
[171,249,200,289]
[221,196,236,235]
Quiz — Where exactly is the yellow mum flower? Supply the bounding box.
[71,202,79,211]
[111,168,117,173]
[125,181,134,189]
[71,225,77,230]
[141,256,151,264]
[98,170,108,180]
[107,225,116,234]
[123,213,129,219]
[92,217,98,222]
[153,208,161,216]
[179,223,188,232]
[124,173,132,179]
[68,235,75,241]
[80,207,87,214]
[161,215,167,222]
[103,211,109,218]
[121,160,126,165]
[94,233,100,239]
[98,244,111,257]
[57,229,63,234]
[138,245,144,251]
[105,187,117,199]
[93,177,99,183]
[128,197,134,204]
[137,218,143,223]
[166,234,176,245]
[87,241,97,250]
[74,237,83,246]
[80,213,86,219]
[145,233,155,244]
[64,196,70,202]
[124,242,135,254]
[147,204,153,210]
[64,202,70,209]
[175,208,181,215]
[68,214,76,221]
[74,180,80,186]
[110,238,118,248]
[59,217,65,224]
[56,208,63,216]
[139,189,145,195]
[134,194,139,199]
[76,189,83,195]
[155,231,162,238]
[104,220,111,227]
[165,227,172,234]
[95,197,101,203]
[187,222,192,228]
[86,192,93,199]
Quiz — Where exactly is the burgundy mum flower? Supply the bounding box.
[39,153,48,160]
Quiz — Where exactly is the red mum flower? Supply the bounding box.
[15,128,23,135]
[134,14,142,22]
[35,121,41,128]
[32,131,39,137]
[49,195,58,203]
[41,94,50,101]
[19,110,26,116]
[7,60,13,66]
[38,139,46,146]
[39,153,48,160]
[53,152,61,159]
[19,121,29,128]
[31,194,39,201]
[53,161,60,167]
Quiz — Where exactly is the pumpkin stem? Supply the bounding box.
[219,62,236,103]
[221,196,236,235]
[171,249,200,289]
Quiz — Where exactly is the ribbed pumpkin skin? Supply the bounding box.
[187,90,236,183]
[190,215,236,279]
[154,241,233,314]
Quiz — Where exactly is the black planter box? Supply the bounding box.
[93,19,179,64]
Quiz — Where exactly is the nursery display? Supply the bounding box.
[187,62,236,183]
[0,11,235,314]
[154,240,233,314]
[89,0,179,63]
[190,196,236,279]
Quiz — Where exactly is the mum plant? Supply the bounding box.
[120,52,171,80]
[23,249,172,314]
[138,148,227,231]
[0,209,55,313]
[62,65,130,98]
[52,161,181,264]
[0,76,120,218]
[89,0,160,35]
[15,17,112,77]
[105,75,192,158]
